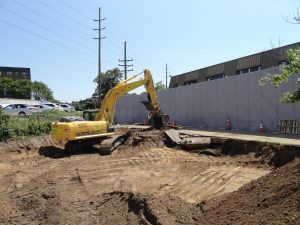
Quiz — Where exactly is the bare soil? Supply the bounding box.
[0,129,299,224]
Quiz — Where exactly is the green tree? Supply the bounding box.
[154,81,166,92]
[0,77,14,98]
[31,81,54,101]
[260,12,300,103]
[260,48,300,103]
[93,68,123,99]
[0,78,54,100]
[0,77,31,99]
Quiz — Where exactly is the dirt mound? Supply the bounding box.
[116,129,167,151]
[198,158,300,225]
[95,191,201,225]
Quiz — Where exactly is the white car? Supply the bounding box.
[0,103,9,109]
[41,103,64,111]
[59,103,75,112]
[2,104,40,116]
[31,104,53,112]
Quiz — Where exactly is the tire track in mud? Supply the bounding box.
[76,147,270,203]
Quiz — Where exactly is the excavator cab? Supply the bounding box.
[83,109,99,121]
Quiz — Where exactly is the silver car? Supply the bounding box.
[41,103,64,111]
[59,104,75,112]
[2,104,40,116]
[31,104,53,112]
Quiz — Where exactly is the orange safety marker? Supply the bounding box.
[259,122,265,133]
[172,120,177,126]
[225,117,231,130]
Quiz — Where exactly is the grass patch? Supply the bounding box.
[0,110,82,141]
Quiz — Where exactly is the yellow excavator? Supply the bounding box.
[51,69,169,154]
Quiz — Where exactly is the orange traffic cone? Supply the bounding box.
[225,117,231,130]
[172,120,177,126]
[259,122,265,133]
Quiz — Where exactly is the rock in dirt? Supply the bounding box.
[180,137,211,150]
[164,129,211,150]
[164,129,181,144]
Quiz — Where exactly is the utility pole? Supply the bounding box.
[119,41,133,80]
[165,63,169,88]
[93,7,105,106]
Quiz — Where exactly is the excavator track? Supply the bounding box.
[65,130,129,155]
[96,133,128,155]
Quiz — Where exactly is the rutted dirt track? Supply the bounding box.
[0,129,299,224]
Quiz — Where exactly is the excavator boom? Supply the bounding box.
[97,69,165,127]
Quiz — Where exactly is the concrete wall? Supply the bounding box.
[115,68,300,132]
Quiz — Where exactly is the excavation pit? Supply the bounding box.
[0,128,299,224]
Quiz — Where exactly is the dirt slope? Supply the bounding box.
[199,158,300,225]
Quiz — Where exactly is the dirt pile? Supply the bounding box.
[198,158,300,225]
[95,192,201,225]
[116,129,167,151]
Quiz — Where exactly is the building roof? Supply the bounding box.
[169,42,300,88]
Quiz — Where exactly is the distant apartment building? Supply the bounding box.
[0,66,31,81]
[0,66,32,99]
[169,42,300,88]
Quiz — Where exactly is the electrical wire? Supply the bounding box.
[2,7,96,53]
[58,0,93,20]
[35,0,93,30]
[0,18,98,60]
[11,0,91,40]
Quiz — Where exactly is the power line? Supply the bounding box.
[77,0,97,12]
[0,35,98,67]
[35,0,93,30]
[0,18,97,60]
[32,70,86,82]
[10,0,95,45]
[107,21,157,66]
[3,49,94,74]
[58,0,93,20]
[1,7,96,53]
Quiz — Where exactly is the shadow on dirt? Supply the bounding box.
[39,146,101,159]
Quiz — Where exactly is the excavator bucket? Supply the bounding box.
[152,114,169,129]
[141,100,169,129]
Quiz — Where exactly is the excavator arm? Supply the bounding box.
[97,69,168,128]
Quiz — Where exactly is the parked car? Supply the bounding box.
[2,104,40,116]
[41,103,64,111]
[59,103,75,112]
[0,103,9,109]
[31,104,54,112]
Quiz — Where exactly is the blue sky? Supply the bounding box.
[0,0,299,102]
